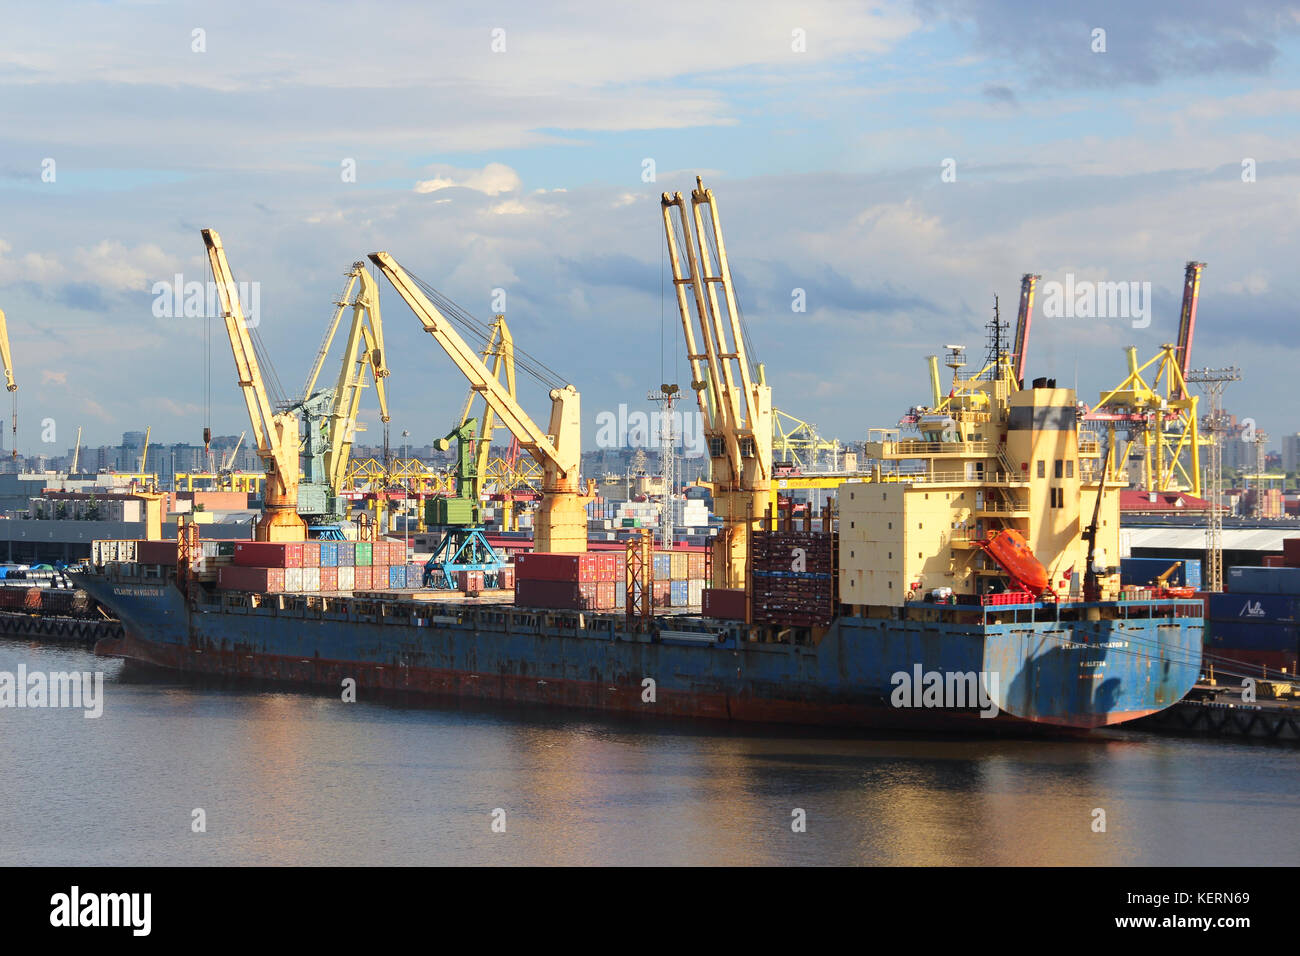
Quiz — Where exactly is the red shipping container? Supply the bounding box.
[702,588,747,620]
[233,542,303,568]
[518,578,613,609]
[1284,538,1300,567]
[319,567,338,591]
[218,566,286,592]
[353,565,372,590]
[498,566,515,589]
[1264,554,1286,567]
[301,541,321,568]
[137,540,179,565]
[457,570,485,593]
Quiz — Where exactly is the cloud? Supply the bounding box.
[915,0,1300,88]
[415,162,522,197]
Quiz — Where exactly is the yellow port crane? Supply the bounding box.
[368,251,589,552]
[294,261,391,520]
[1084,263,1208,496]
[0,306,17,457]
[661,178,772,589]
[202,228,306,541]
[458,314,515,501]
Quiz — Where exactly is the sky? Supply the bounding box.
[1,0,1298,457]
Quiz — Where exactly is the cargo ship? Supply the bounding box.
[77,342,1204,734]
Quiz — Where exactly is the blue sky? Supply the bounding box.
[2,0,1299,455]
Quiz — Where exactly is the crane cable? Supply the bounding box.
[397,264,567,392]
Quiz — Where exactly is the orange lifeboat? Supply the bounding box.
[980,529,1050,596]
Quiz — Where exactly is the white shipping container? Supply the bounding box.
[284,567,304,592]
[337,565,355,591]
[688,579,704,605]
[301,568,320,592]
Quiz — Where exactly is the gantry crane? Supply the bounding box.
[661,178,772,589]
[201,228,307,541]
[368,251,589,552]
[0,306,17,457]
[292,262,390,524]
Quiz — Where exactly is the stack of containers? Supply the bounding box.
[218,539,397,594]
[515,551,620,610]
[1210,563,1300,674]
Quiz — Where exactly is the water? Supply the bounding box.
[1,638,1296,866]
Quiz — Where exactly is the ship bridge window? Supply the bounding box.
[1037,460,1046,478]
[1066,461,1074,478]
[1055,459,1064,479]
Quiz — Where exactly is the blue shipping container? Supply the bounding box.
[319,542,338,567]
[1207,619,1299,652]
[654,554,671,581]
[1227,566,1300,596]
[1121,557,1189,586]
[389,565,407,589]
[1184,559,1202,589]
[670,580,689,607]
[1207,592,1297,624]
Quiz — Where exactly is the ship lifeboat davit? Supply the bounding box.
[980,529,1049,595]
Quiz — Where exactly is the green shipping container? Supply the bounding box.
[354,542,372,566]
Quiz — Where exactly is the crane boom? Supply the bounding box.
[660,179,772,588]
[201,228,306,541]
[1173,261,1205,400]
[367,251,586,552]
[0,307,17,457]
[1011,273,1039,387]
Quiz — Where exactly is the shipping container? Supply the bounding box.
[1121,556,1192,586]
[353,565,372,590]
[653,554,671,581]
[687,552,705,579]
[1284,537,1300,567]
[669,580,689,607]
[319,567,338,591]
[1227,566,1300,596]
[302,567,320,592]
[301,541,321,568]
[218,566,286,592]
[668,551,688,580]
[456,570,485,593]
[337,541,355,566]
[1207,619,1298,653]
[234,542,303,569]
[1207,592,1297,624]
[285,567,304,592]
[337,565,355,592]
[407,563,427,588]
[497,566,515,590]
[389,565,407,589]
[702,588,746,620]
[319,542,339,568]
[354,542,372,566]
[688,579,704,606]
[137,541,179,565]
[516,551,614,583]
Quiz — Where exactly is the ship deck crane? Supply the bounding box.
[0,306,17,457]
[367,251,589,552]
[661,178,772,589]
[201,229,306,541]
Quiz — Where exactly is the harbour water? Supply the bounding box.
[1,638,1296,867]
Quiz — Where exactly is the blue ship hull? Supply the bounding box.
[77,573,1203,733]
